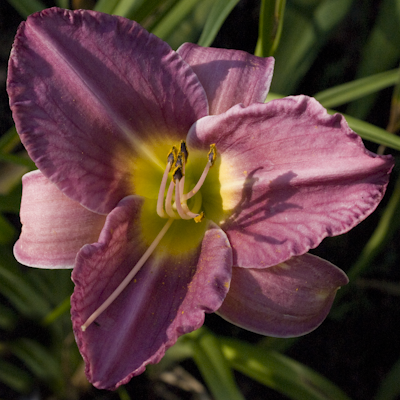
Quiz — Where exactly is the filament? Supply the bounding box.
[175,176,198,219]
[157,162,172,218]
[165,180,178,218]
[182,161,211,201]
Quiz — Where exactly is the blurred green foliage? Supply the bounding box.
[2,0,400,399]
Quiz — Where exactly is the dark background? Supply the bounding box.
[1,1,400,399]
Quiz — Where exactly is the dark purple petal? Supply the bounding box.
[217,254,348,337]
[71,196,232,389]
[7,8,208,214]
[177,43,274,114]
[14,170,106,268]
[187,96,394,267]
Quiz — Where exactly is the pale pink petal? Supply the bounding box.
[71,196,232,389]
[14,170,106,268]
[178,43,274,114]
[187,96,394,268]
[7,8,208,214]
[217,254,348,337]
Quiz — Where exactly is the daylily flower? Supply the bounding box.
[7,7,393,390]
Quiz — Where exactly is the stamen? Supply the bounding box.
[194,212,205,223]
[81,218,174,332]
[182,144,216,201]
[207,144,217,166]
[157,147,177,218]
[179,142,188,195]
[173,166,183,182]
[175,153,183,169]
[174,167,195,220]
[165,180,178,218]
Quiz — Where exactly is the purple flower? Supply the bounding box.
[7,7,393,390]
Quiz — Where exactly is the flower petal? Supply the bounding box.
[7,8,208,214]
[14,170,106,268]
[187,96,394,267]
[217,254,348,337]
[71,196,232,390]
[177,43,274,115]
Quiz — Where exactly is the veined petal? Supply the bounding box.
[7,8,208,214]
[217,254,348,337]
[187,96,394,267]
[177,43,274,115]
[14,170,106,268]
[71,196,232,390]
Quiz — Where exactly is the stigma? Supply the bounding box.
[156,141,216,223]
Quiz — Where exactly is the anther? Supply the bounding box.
[208,144,217,166]
[175,153,183,169]
[175,151,186,199]
[173,166,183,182]
[194,212,205,223]
[180,140,189,163]
[167,146,177,165]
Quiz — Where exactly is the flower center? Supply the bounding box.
[80,142,217,331]
[157,141,216,223]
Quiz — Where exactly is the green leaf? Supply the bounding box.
[121,0,176,24]
[42,296,71,325]
[375,357,400,400]
[0,359,33,393]
[271,0,354,94]
[152,0,214,49]
[340,113,400,150]
[387,66,400,133]
[112,0,145,18]
[189,328,245,400]
[151,0,201,40]
[221,338,352,400]
[94,0,120,13]
[55,0,69,8]
[197,0,240,47]
[341,175,400,287]
[0,303,17,330]
[0,125,20,153]
[9,338,62,386]
[0,214,16,244]
[139,0,180,30]
[347,0,400,119]
[0,183,22,213]
[255,0,286,57]
[0,152,36,169]
[6,0,45,18]
[314,69,400,109]
[0,257,51,317]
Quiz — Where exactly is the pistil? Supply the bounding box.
[81,218,174,331]
[157,147,177,218]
